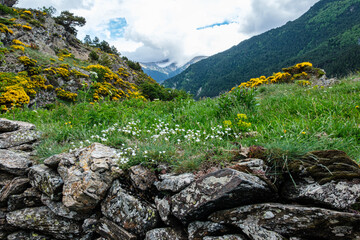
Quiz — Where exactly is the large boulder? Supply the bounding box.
[287,150,360,184]
[209,203,360,239]
[281,178,360,210]
[101,180,160,236]
[28,164,63,201]
[0,150,33,176]
[6,206,82,239]
[171,168,274,223]
[57,143,123,211]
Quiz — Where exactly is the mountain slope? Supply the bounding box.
[141,56,207,83]
[164,0,360,98]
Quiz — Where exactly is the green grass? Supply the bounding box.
[2,74,360,172]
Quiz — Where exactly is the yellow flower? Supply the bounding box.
[356,106,359,109]
[301,132,306,135]
[284,130,287,134]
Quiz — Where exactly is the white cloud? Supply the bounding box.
[16,0,319,65]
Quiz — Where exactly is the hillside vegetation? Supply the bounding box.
[2,61,360,172]
[0,4,187,112]
[165,0,360,98]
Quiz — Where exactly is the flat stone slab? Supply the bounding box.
[0,150,33,175]
[209,203,360,240]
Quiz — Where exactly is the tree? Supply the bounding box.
[84,35,92,45]
[1,0,18,7]
[54,11,86,35]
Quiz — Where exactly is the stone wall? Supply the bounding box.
[1,118,360,240]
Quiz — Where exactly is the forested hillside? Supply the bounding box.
[164,0,360,98]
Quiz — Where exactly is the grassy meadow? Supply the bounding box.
[1,73,360,172]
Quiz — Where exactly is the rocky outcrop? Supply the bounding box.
[1,119,360,240]
[57,143,123,211]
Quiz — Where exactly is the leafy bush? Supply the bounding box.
[88,50,99,61]
[217,87,256,117]
[0,3,17,15]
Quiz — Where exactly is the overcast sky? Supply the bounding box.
[17,0,319,66]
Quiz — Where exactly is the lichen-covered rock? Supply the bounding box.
[155,196,176,226]
[101,180,159,236]
[0,209,16,232]
[0,177,30,204]
[171,168,274,223]
[6,231,52,240]
[229,158,268,175]
[0,118,35,132]
[41,195,91,220]
[28,164,63,201]
[0,171,15,188]
[0,150,33,175]
[81,217,98,240]
[96,218,137,240]
[58,143,123,211]
[6,206,82,239]
[287,150,360,184]
[238,224,287,240]
[0,129,41,150]
[203,235,246,240]
[281,178,360,210]
[144,228,187,240]
[44,152,75,169]
[188,221,232,240]
[7,187,42,211]
[129,165,157,191]
[209,203,360,240]
[154,173,195,193]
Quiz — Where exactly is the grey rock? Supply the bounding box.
[230,158,268,174]
[209,203,360,240]
[96,218,137,240]
[44,152,75,169]
[101,180,159,236]
[282,178,360,210]
[80,218,98,240]
[144,228,187,240]
[58,143,123,211]
[129,165,157,191]
[155,196,173,226]
[188,221,232,240]
[28,164,63,201]
[7,187,42,211]
[0,177,30,204]
[0,118,35,133]
[0,129,41,149]
[0,210,16,232]
[41,195,91,220]
[6,231,52,240]
[6,206,81,239]
[0,231,7,239]
[171,168,274,223]
[239,224,287,240]
[203,235,245,240]
[0,172,15,189]
[154,173,195,193]
[0,150,33,175]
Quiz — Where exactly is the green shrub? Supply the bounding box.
[88,50,99,61]
[127,60,142,71]
[0,4,18,16]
